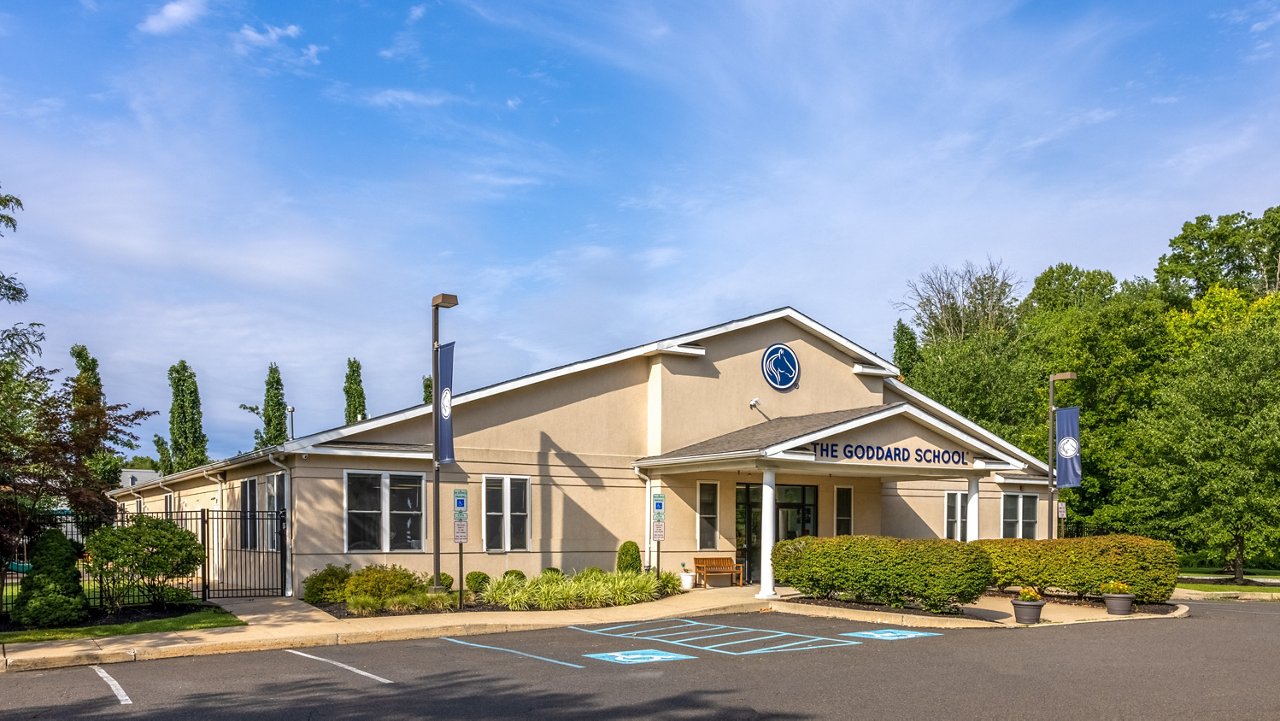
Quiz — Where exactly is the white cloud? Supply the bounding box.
[236,23,301,49]
[137,0,207,35]
[365,88,456,108]
[506,96,522,110]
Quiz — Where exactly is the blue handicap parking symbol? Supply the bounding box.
[583,649,698,665]
[841,629,942,641]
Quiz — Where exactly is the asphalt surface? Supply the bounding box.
[3,601,1278,720]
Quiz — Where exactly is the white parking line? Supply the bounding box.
[91,665,132,705]
[285,649,394,684]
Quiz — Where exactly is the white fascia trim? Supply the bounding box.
[852,364,898,377]
[762,404,1021,467]
[644,344,706,357]
[974,460,1021,471]
[636,450,763,468]
[994,473,1051,486]
[885,378,1049,473]
[299,446,434,460]
[282,307,901,450]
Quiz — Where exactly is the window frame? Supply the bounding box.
[342,470,427,553]
[264,472,284,552]
[697,481,719,551]
[945,491,969,541]
[240,477,259,549]
[163,492,175,518]
[483,475,530,553]
[1001,492,1038,539]
[834,486,854,536]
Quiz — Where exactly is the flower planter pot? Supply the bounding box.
[1011,599,1046,624]
[1103,593,1136,616]
[679,572,697,591]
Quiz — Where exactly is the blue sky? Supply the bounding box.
[2,1,1278,459]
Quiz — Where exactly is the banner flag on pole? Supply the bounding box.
[1055,406,1082,489]
[437,341,455,464]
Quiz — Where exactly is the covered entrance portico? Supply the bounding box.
[636,403,1029,598]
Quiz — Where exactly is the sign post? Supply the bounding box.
[453,488,468,610]
[652,493,666,576]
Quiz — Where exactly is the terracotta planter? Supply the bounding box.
[1103,593,1136,616]
[1011,599,1046,624]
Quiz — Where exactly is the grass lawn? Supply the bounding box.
[1178,583,1280,594]
[0,608,244,644]
[1181,567,1280,577]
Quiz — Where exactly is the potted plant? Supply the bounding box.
[1011,586,1045,624]
[678,562,697,591]
[1099,581,1136,616]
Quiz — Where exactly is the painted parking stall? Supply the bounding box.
[572,618,864,657]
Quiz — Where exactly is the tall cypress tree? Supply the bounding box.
[154,360,209,475]
[892,320,921,377]
[242,363,288,448]
[422,375,432,404]
[344,358,366,425]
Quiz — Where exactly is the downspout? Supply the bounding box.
[201,469,226,511]
[634,467,652,571]
[267,452,293,596]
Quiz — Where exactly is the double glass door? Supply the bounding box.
[735,484,817,582]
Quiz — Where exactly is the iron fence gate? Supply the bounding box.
[1,508,287,616]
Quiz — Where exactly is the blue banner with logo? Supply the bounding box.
[437,342,455,464]
[1055,406,1082,489]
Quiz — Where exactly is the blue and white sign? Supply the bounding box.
[583,649,697,665]
[437,341,456,464]
[842,629,941,641]
[762,343,800,390]
[1055,406,1082,489]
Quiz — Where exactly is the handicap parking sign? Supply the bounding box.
[583,649,697,665]
[841,629,942,641]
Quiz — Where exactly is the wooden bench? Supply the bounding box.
[693,556,744,588]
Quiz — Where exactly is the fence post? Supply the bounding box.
[201,508,209,602]
[278,509,288,597]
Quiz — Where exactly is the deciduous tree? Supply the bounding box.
[154,361,209,474]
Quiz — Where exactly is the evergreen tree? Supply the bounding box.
[241,363,288,448]
[344,358,367,425]
[69,344,124,510]
[155,360,209,474]
[422,375,433,404]
[891,320,920,377]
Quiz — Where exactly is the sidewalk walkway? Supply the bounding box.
[1,587,1186,673]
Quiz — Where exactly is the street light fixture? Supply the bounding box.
[430,293,458,591]
[1048,372,1076,540]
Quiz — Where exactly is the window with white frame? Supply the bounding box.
[344,471,425,552]
[240,478,258,549]
[697,482,718,550]
[835,487,854,536]
[1002,493,1038,539]
[484,476,529,552]
[163,492,175,517]
[945,491,968,540]
[264,473,284,552]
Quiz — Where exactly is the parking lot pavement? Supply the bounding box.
[3,605,1280,720]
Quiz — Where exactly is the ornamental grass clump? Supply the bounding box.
[345,594,384,616]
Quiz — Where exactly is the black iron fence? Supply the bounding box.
[2,508,286,617]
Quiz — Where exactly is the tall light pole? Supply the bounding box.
[1048,372,1076,539]
[431,293,458,590]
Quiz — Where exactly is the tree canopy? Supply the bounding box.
[154,361,209,474]
[344,358,366,425]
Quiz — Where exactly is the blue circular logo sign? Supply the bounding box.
[761,343,799,391]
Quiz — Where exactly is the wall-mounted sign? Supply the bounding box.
[762,343,799,391]
[811,441,970,466]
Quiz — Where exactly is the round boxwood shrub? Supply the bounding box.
[343,564,421,601]
[11,529,88,628]
[542,566,562,576]
[423,572,454,591]
[616,541,642,574]
[465,571,491,594]
[302,564,352,604]
[84,515,204,611]
[502,569,526,582]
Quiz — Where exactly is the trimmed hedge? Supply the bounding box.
[773,535,991,613]
[972,535,1178,602]
[616,541,642,574]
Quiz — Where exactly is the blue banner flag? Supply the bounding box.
[437,342,455,464]
[1055,406,1082,489]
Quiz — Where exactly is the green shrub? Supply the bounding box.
[302,564,352,604]
[973,535,1177,602]
[503,569,526,582]
[84,515,204,611]
[656,571,683,597]
[422,572,454,591]
[575,566,605,579]
[344,564,422,601]
[616,541,642,574]
[11,529,88,628]
[542,567,562,576]
[465,571,491,594]
[385,589,452,613]
[345,594,384,616]
[773,535,990,613]
[570,575,610,608]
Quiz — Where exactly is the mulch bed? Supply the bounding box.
[312,601,508,619]
[0,603,209,634]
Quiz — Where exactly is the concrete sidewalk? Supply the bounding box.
[1,587,1187,673]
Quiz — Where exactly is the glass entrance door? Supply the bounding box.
[736,483,817,583]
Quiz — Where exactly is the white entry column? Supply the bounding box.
[756,468,778,599]
[965,475,981,542]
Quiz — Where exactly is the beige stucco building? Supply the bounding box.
[109,308,1050,597]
